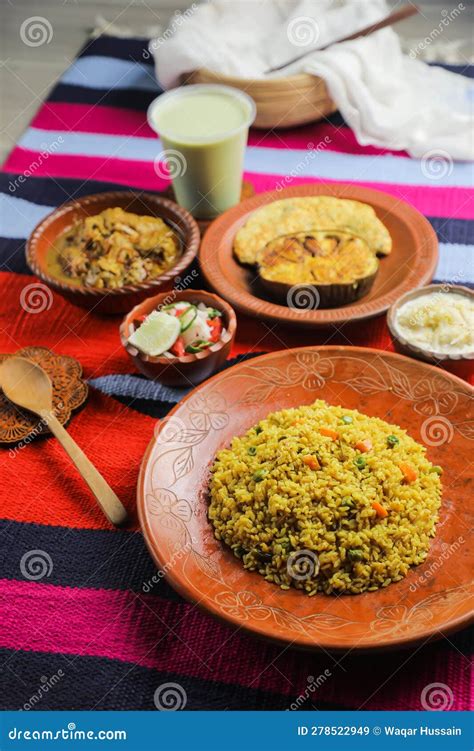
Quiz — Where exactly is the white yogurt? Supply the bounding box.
[395,291,474,356]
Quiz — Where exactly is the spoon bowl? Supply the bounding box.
[1,357,54,416]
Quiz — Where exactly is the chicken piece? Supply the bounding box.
[81,215,107,244]
[60,246,91,277]
[127,258,148,283]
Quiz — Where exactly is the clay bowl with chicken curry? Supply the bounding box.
[26,192,200,314]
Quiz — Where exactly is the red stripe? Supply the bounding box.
[0,272,138,378]
[231,311,393,356]
[231,315,473,384]
[5,147,472,220]
[0,579,469,709]
[31,102,409,157]
[0,386,150,530]
[0,272,155,530]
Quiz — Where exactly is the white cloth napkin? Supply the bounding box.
[151,0,473,160]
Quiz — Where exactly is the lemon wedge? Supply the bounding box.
[128,311,180,357]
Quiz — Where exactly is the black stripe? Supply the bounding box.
[111,396,178,419]
[429,62,474,79]
[0,177,170,275]
[433,279,474,289]
[0,648,347,711]
[1,636,472,711]
[47,83,160,111]
[427,216,474,246]
[0,173,163,207]
[0,519,181,601]
[323,110,346,128]
[110,354,266,417]
[0,238,28,274]
[76,35,154,66]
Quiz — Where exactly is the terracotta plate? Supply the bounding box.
[138,347,473,652]
[199,184,438,328]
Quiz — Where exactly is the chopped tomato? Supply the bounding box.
[355,439,373,453]
[319,427,339,440]
[170,336,185,357]
[303,455,320,470]
[372,501,388,518]
[399,462,418,484]
[208,317,222,343]
[165,305,188,317]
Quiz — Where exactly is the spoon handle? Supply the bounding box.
[266,3,418,73]
[41,410,129,527]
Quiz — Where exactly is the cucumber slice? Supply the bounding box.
[180,305,198,333]
[161,303,179,311]
[185,340,213,354]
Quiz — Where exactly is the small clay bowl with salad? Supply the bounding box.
[26,191,200,315]
[387,284,473,376]
[120,290,237,386]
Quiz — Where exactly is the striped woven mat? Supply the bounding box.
[0,35,472,711]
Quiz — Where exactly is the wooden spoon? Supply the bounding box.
[0,357,129,527]
[266,4,419,73]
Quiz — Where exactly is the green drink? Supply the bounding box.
[148,85,256,219]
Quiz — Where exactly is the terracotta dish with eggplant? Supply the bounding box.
[233,195,391,309]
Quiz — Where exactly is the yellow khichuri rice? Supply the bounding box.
[208,400,442,595]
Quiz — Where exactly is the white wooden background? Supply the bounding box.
[1,1,472,163]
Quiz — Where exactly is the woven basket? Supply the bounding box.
[184,68,336,129]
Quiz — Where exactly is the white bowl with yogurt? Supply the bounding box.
[388,285,474,363]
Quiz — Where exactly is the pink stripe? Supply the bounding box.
[246,172,474,220]
[248,125,410,156]
[0,579,306,698]
[0,579,177,669]
[31,102,155,138]
[3,148,169,193]
[0,579,469,709]
[5,147,472,220]
[32,102,408,157]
